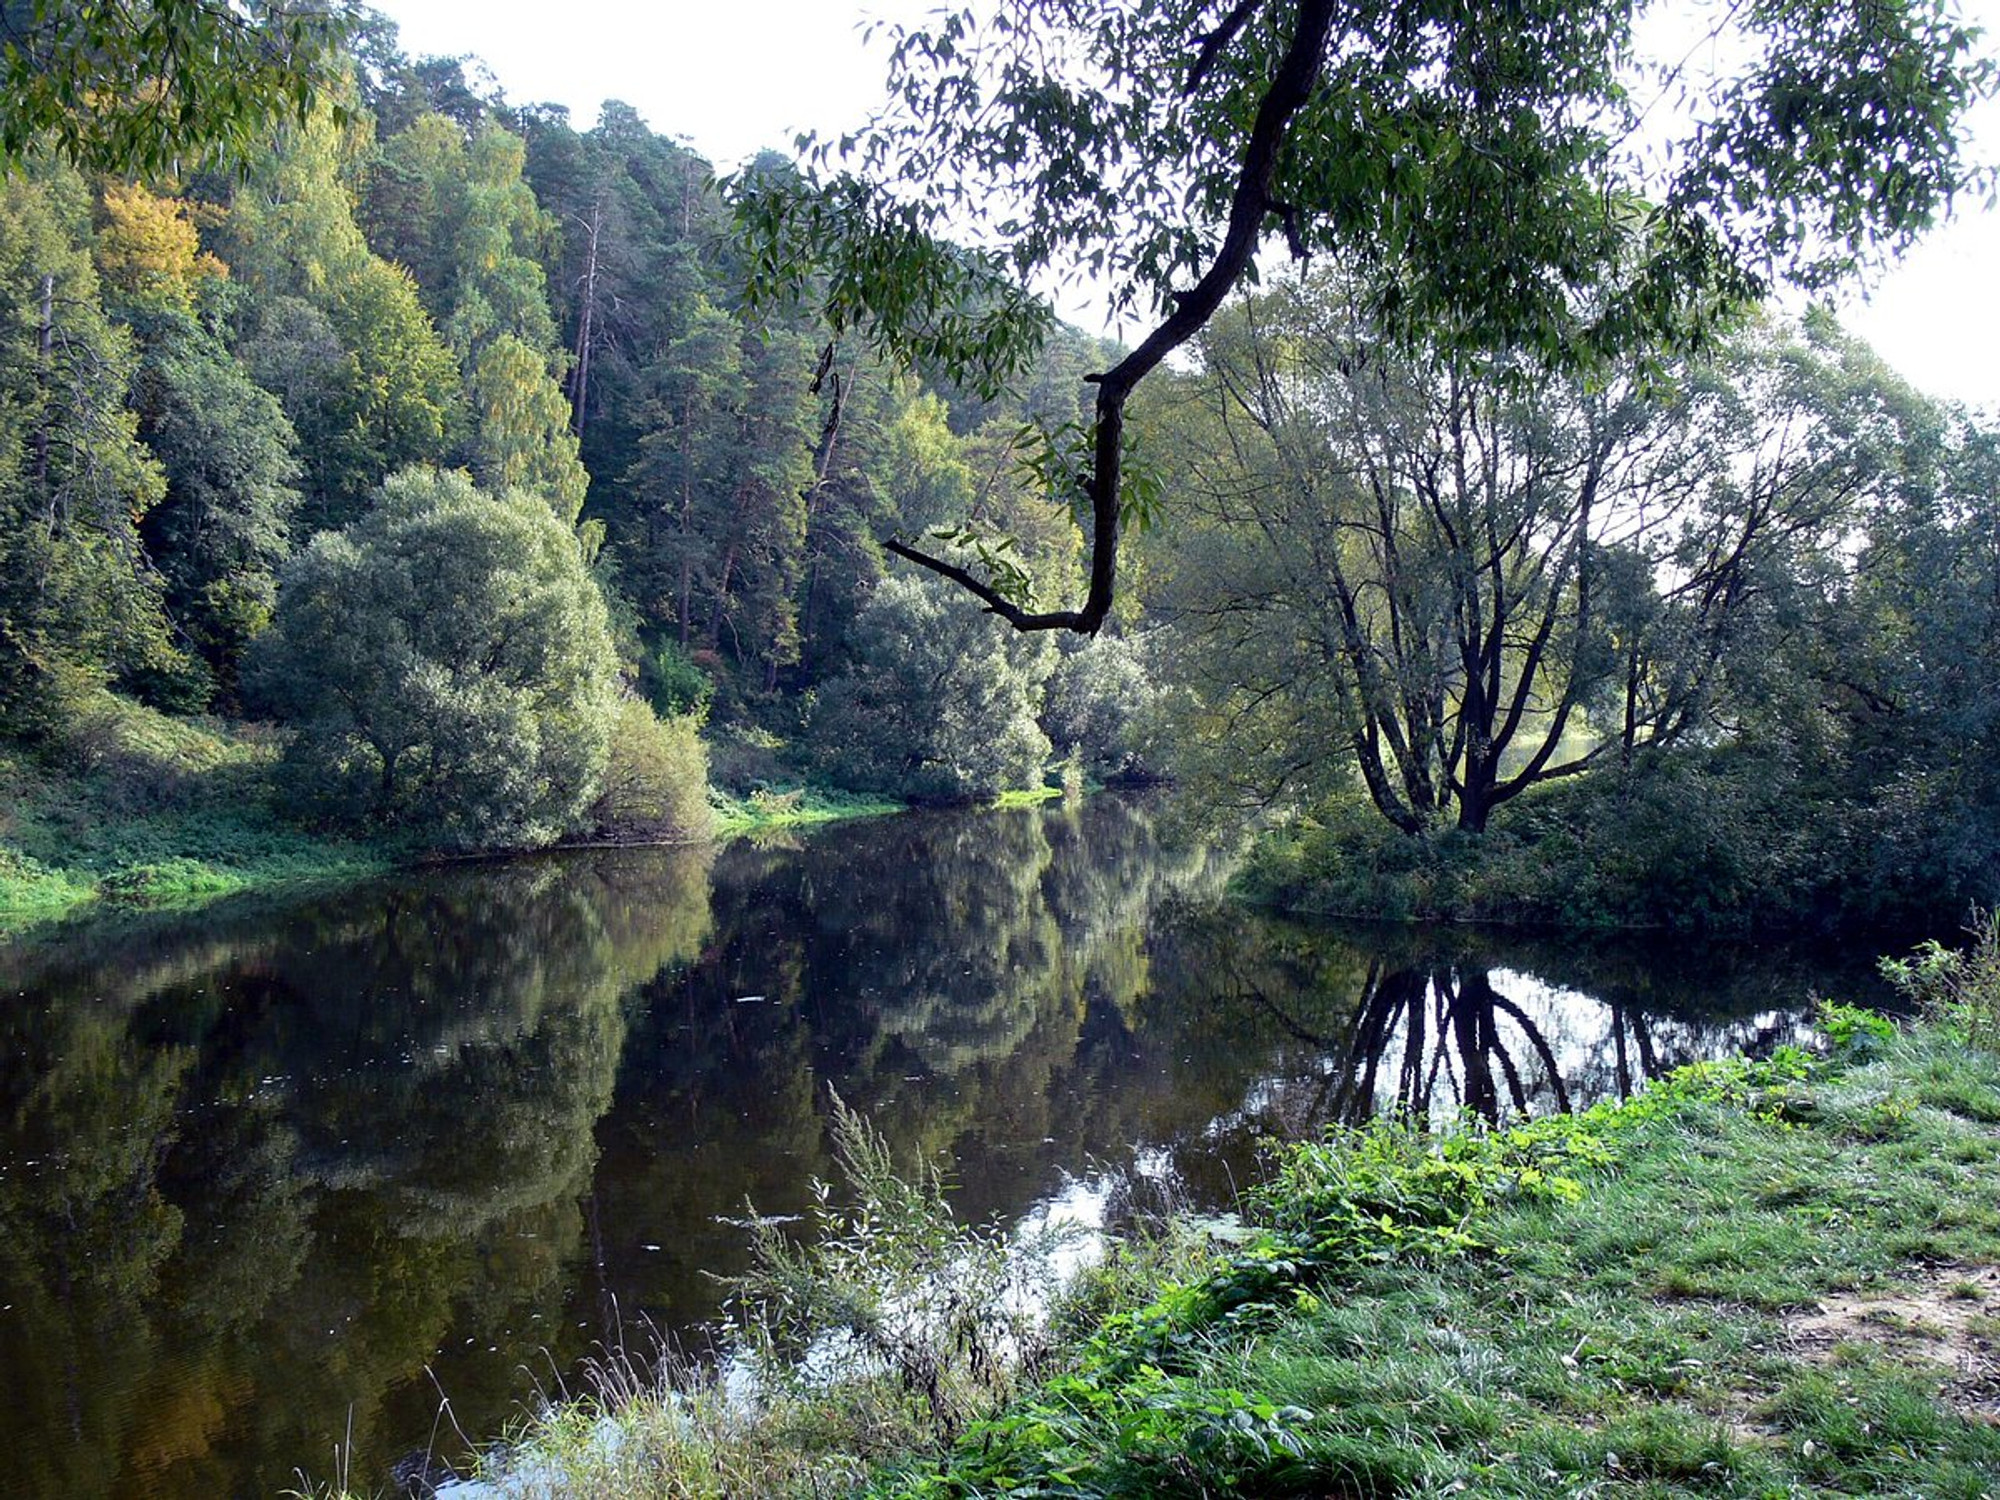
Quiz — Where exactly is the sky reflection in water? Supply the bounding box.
[0,798,1886,1497]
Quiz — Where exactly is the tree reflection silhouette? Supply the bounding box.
[0,804,1870,1500]
[0,847,715,1500]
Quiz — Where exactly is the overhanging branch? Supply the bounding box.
[892,0,1339,634]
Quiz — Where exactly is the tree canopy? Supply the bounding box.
[247,467,621,850]
[733,0,1993,633]
[0,1,355,174]
[1146,271,1885,834]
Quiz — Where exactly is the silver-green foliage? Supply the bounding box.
[812,572,1055,802]
[1042,634,1162,780]
[252,466,619,850]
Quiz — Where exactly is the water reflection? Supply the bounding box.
[0,800,1887,1497]
[0,852,714,1499]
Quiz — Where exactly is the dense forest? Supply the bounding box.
[0,10,1995,934]
[0,17,1142,863]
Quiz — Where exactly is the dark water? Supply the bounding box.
[0,798,1892,1497]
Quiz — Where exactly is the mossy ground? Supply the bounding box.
[414,1015,2000,1499]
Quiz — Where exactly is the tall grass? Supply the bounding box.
[378,1095,1118,1499]
[725,1091,1074,1443]
[1880,908,2000,1050]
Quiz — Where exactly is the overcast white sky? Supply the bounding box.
[376,0,2000,411]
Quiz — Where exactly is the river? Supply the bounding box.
[0,797,1893,1497]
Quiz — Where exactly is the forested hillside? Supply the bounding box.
[0,17,1156,919]
[1,11,1995,934]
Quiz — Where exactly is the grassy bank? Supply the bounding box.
[0,696,393,934]
[0,698,918,936]
[709,785,908,836]
[413,976,2000,1498]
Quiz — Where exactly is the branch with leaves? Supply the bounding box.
[0,0,356,175]
[731,0,1991,635]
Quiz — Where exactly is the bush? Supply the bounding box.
[591,698,712,842]
[248,467,620,851]
[1237,744,1839,933]
[1881,911,2000,1051]
[1042,633,1162,781]
[809,572,1054,802]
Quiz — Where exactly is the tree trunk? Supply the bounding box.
[33,273,54,503]
[568,199,603,437]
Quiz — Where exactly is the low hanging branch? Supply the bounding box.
[886,0,1339,634]
[753,0,1989,640]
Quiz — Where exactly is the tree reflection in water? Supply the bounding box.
[0,799,1887,1499]
[1181,913,1853,1138]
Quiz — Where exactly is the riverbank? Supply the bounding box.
[1232,788,1963,935]
[0,695,918,937]
[710,785,908,836]
[410,993,2000,1498]
[0,698,394,933]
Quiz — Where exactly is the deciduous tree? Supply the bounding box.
[248,467,620,849]
[1148,275,1875,833]
[734,0,1992,634]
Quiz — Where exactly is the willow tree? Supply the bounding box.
[1147,277,1879,834]
[249,467,620,850]
[732,0,1991,634]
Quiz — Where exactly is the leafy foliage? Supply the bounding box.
[1881,912,2000,1051]
[247,467,619,850]
[123,293,302,704]
[0,161,177,733]
[590,697,712,843]
[1043,634,1162,781]
[0,0,355,175]
[811,572,1056,802]
[732,0,1992,632]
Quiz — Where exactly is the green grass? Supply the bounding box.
[992,784,1064,808]
[406,1013,2000,1500]
[710,784,907,835]
[0,694,393,935]
[863,1023,2000,1500]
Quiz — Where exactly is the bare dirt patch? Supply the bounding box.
[1786,1264,2000,1423]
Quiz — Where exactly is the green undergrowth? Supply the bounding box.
[418,990,2000,1500]
[863,1011,2000,1500]
[710,785,908,836]
[1235,780,1986,934]
[0,694,392,934]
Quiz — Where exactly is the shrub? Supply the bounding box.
[1880,911,2000,1051]
[810,572,1054,802]
[638,635,714,717]
[591,698,712,842]
[1042,633,1162,781]
[248,467,620,851]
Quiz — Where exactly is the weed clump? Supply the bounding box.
[724,1091,1074,1444]
[1881,910,2000,1050]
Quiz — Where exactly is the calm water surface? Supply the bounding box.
[0,799,1891,1497]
